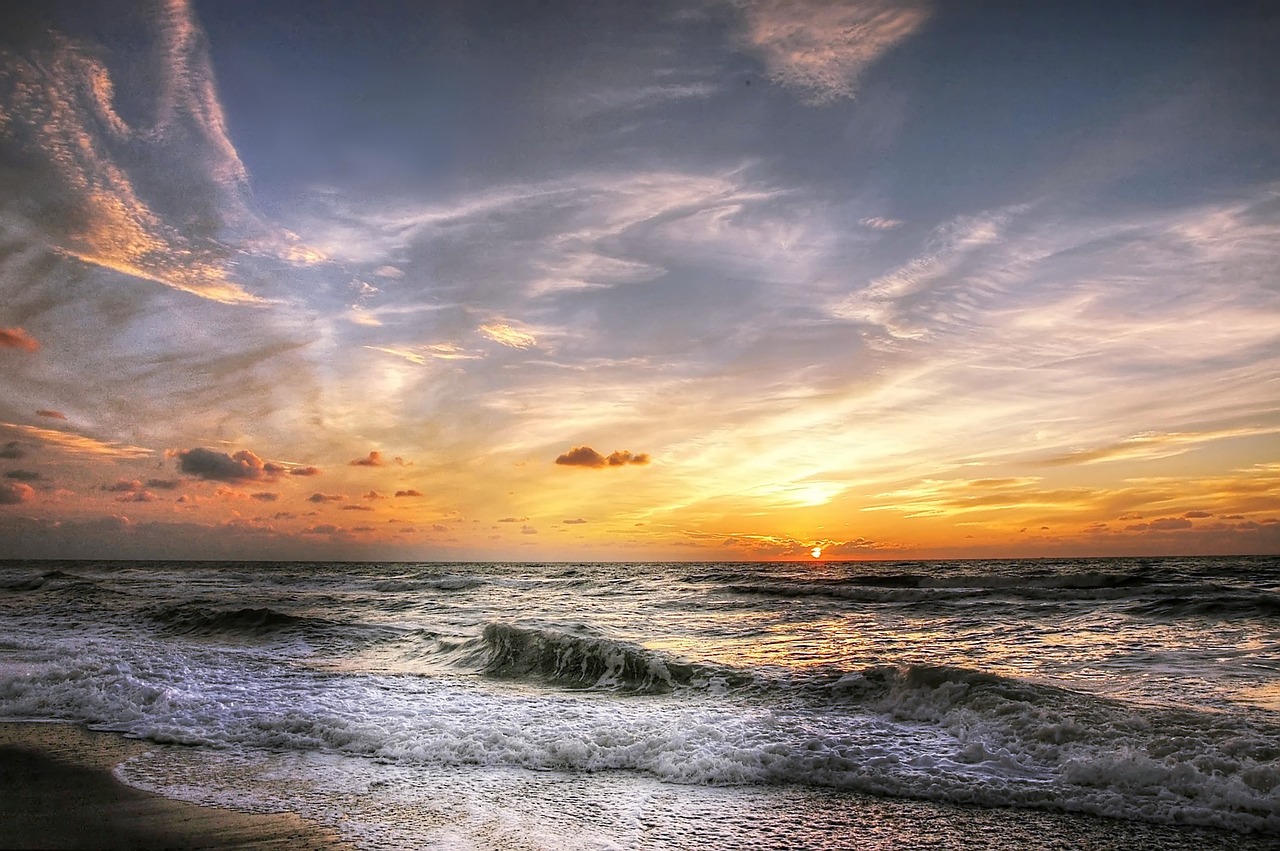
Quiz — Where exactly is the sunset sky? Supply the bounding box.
[1,0,1278,561]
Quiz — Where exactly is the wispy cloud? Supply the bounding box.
[478,323,538,350]
[733,0,931,102]
[1,423,152,459]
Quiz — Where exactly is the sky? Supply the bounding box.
[1,0,1278,562]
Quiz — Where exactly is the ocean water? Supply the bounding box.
[0,557,1277,849]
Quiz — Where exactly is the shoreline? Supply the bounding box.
[0,721,348,850]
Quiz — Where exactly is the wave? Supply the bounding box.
[148,604,333,637]
[0,570,97,593]
[1123,590,1280,620]
[474,623,719,694]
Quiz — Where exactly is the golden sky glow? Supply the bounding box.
[1,0,1278,560]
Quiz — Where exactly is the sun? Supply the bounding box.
[811,547,822,559]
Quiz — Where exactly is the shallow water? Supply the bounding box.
[1,557,1277,848]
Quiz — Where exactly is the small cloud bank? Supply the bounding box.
[555,446,651,468]
[35,409,67,420]
[171,447,285,481]
[350,451,384,467]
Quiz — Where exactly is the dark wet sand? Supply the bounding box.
[0,722,348,850]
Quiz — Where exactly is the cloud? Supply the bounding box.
[3,470,41,481]
[251,492,278,502]
[146,478,181,490]
[342,505,374,511]
[308,493,345,503]
[115,491,157,503]
[734,0,931,102]
[860,217,902,230]
[0,481,35,504]
[172,447,284,482]
[563,518,588,525]
[350,451,384,467]
[555,446,651,468]
[497,516,528,523]
[0,327,40,352]
[35,409,68,420]
[290,466,323,477]
[363,491,386,500]
[104,479,145,493]
[394,489,422,497]
[0,441,24,459]
[3,424,150,459]
[479,322,538,350]
[521,525,538,535]
[0,4,268,304]
[364,343,485,366]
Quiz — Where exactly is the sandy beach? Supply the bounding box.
[0,722,346,850]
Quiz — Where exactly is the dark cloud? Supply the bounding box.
[308,493,345,503]
[290,466,323,477]
[1183,510,1212,519]
[0,441,25,460]
[172,448,284,482]
[554,446,650,468]
[3,470,41,481]
[104,479,144,492]
[363,491,386,500]
[342,505,374,511]
[251,492,279,502]
[0,481,35,504]
[394,489,422,497]
[350,451,384,467]
[146,478,181,490]
[563,518,588,524]
[35,409,67,420]
[0,327,39,353]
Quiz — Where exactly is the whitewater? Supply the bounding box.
[1,557,1277,849]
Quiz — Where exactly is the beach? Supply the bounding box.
[0,722,345,850]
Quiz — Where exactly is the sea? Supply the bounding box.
[0,557,1277,850]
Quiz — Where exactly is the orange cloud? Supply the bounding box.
[308,493,345,503]
[0,482,36,504]
[5,424,150,459]
[394,489,422,497]
[350,451,384,467]
[0,328,39,353]
[35,409,67,420]
[555,446,651,468]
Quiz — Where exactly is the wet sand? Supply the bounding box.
[0,722,348,850]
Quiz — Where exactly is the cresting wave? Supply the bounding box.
[475,622,708,693]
